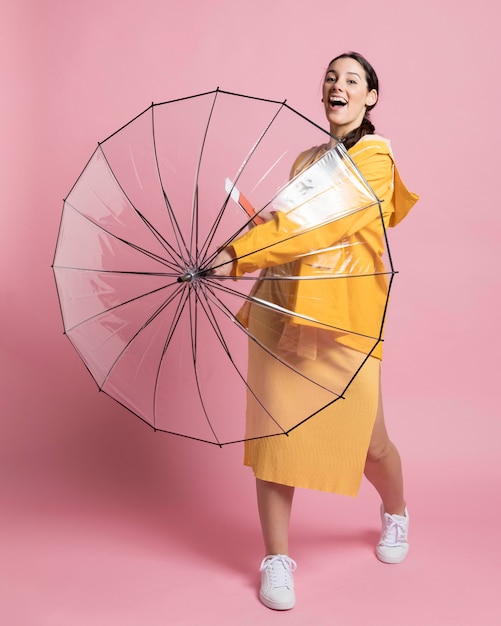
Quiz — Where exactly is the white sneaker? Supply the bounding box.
[259,554,297,610]
[376,505,409,564]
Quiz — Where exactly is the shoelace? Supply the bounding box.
[381,513,408,547]
[259,555,297,589]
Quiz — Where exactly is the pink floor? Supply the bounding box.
[2,352,500,626]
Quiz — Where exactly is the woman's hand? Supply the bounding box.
[209,248,235,276]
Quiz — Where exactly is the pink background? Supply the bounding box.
[1,1,500,624]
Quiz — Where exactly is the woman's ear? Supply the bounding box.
[366,90,378,107]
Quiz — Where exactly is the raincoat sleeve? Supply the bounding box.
[230,137,415,277]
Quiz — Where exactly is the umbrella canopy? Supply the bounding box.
[52,89,394,445]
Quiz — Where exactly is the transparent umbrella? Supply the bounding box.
[52,89,394,445]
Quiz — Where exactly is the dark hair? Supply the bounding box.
[326,51,379,150]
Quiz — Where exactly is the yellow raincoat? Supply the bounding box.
[230,135,418,359]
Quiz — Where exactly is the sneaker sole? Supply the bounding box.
[259,591,295,611]
[376,547,409,564]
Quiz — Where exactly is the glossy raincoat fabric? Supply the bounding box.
[230,135,418,359]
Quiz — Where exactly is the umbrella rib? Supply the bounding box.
[376,269,395,342]
[197,98,289,265]
[190,89,221,266]
[151,104,193,265]
[284,333,387,437]
[201,269,395,282]
[63,277,181,334]
[63,199,183,273]
[186,289,223,445]
[150,288,193,431]
[205,276,382,342]
[98,145,186,268]
[338,147,396,273]
[53,266,178,278]
[195,284,288,435]
[98,282,187,389]
[91,283,190,428]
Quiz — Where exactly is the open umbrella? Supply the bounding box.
[52,88,394,445]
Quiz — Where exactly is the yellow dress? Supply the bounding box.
[231,135,418,496]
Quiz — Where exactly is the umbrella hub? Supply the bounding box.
[177,269,201,284]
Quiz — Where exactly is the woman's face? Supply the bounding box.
[322,57,377,139]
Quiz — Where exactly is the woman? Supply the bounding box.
[211,52,418,610]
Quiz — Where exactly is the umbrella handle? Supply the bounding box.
[225,179,265,226]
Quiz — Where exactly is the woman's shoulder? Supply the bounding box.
[290,145,326,178]
[347,135,395,173]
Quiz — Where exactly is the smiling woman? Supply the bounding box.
[210,51,419,611]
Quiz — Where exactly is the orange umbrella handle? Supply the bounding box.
[225,179,265,226]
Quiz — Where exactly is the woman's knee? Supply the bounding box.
[366,437,394,464]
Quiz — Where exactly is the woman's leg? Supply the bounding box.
[363,380,406,516]
[256,479,297,610]
[256,478,295,555]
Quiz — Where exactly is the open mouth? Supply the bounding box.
[329,97,347,107]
